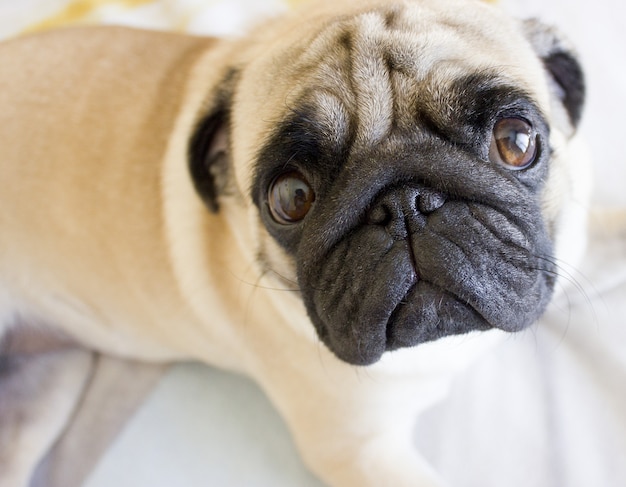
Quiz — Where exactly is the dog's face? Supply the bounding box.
[190,0,589,365]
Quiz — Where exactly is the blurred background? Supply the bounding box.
[1,1,625,486]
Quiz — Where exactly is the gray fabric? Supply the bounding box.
[32,356,167,487]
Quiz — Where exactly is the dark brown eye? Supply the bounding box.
[268,171,315,224]
[490,118,538,170]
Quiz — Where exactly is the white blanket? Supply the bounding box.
[1,1,625,486]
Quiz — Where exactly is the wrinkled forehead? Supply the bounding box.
[232,0,550,193]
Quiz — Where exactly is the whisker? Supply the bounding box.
[263,266,301,287]
[531,253,600,333]
[227,267,301,292]
[535,254,598,312]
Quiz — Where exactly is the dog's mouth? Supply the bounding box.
[298,199,556,366]
[384,278,491,353]
[310,238,419,365]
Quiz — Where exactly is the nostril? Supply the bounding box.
[366,197,410,241]
[417,190,446,214]
[367,187,445,226]
[367,204,391,225]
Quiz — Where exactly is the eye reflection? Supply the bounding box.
[490,118,538,170]
[268,171,315,224]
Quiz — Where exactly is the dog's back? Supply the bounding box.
[0,27,213,357]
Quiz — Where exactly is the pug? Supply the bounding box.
[0,0,590,485]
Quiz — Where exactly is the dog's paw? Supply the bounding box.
[297,433,444,487]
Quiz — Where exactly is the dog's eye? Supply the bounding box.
[489,118,538,170]
[268,171,315,224]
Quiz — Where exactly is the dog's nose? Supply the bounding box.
[367,186,445,239]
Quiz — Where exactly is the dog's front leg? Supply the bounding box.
[293,425,445,487]
[0,328,94,487]
[258,362,448,487]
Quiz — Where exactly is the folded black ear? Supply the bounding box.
[188,70,239,213]
[523,19,586,130]
[189,109,229,212]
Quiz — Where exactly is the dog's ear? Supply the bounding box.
[188,71,238,213]
[523,19,585,131]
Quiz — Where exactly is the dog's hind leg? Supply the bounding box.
[0,327,94,487]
